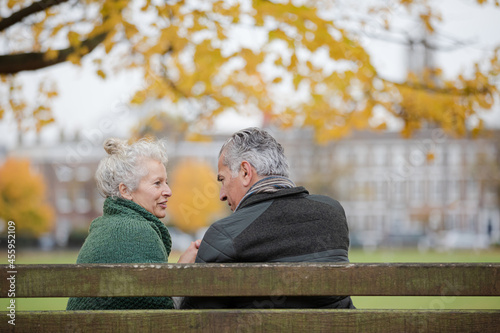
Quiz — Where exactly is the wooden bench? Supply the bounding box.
[1,263,499,332]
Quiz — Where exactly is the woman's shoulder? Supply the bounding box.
[77,215,166,264]
[83,208,158,247]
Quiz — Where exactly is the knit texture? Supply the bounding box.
[66,197,174,310]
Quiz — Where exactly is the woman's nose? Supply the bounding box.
[163,184,172,197]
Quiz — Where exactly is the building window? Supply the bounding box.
[56,187,72,214]
[444,214,458,230]
[336,179,349,201]
[447,180,460,202]
[410,180,424,204]
[354,145,368,166]
[373,146,387,166]
[353,181,365,201]
[433,146,444,165]
[391,146,405,167]
[465,146,476,165]
[74,186,91,214]
[54,165,73,182]
[448,144,462,165]
[348,215,360,231]
[466,180,479,201]
[374,181,386,202]
[429,180,443,204]
[409,148,426,168]
[75,166,92,182]
[334,147,348,166]
[389,180,406,203]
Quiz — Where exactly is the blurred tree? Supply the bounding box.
[131,112,189,143]
[0,0,499,140]
[168,158,227,234]
[0,158,54,236]
[135,111,216,142]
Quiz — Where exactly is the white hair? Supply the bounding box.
[219,127,289,178]
[95,138,169,198]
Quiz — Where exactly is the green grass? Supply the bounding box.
[349,248,500,263]
[2,248,499,310]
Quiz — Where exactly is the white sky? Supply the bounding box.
[1,0,500,149]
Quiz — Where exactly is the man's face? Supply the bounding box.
[217,154,247,211]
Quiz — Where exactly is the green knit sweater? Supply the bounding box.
[66,197,174,310]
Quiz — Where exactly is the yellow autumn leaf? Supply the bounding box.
[123,21,139,40]
[269,29,288,41]
[131,90,147,104]
[7,0,17,9]
[97,69,107,79]
[293,73,303,89]
[44,49,59,61]
[67,31,81,48]
[67,53,81,65]
[186,132,213,142]
[140,0,151,11]
[46,90,58,99]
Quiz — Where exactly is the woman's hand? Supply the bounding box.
[177,239,201,263]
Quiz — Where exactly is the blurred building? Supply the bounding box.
[8,136,106,247]
[4,127,500,250]
[275,127,500,250]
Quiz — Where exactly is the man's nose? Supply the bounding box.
[219,188,227,201]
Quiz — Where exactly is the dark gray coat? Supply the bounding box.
[181,186,355,309]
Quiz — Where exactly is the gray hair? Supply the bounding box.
[219,127,289,178]
[95,138,169,198]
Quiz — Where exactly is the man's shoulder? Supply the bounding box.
[211,199,274,231]
[197,210,265,263]
[197,192,276,264]
[305,194,342,208]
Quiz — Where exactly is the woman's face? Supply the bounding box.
[128,159,172,218]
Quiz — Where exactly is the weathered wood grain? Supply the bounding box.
[1,263,499,297]
[1,309,499,333]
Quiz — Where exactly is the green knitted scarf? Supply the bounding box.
[107,197,172,256]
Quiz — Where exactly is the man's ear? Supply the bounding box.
[119,183,133,200]
[240,161,255,187]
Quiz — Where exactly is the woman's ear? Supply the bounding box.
[119,183,133,200]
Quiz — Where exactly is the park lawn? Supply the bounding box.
[1,248,499,311]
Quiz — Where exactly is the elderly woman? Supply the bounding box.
[67,138,199,310]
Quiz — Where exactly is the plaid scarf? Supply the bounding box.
[234,176,296,212]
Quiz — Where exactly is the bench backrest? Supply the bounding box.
[2,263,499,297]
[1,263,499,332]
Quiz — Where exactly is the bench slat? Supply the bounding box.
[1,263,499,297]
[1,309,499,333]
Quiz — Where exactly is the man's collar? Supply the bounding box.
[237,186,309,211]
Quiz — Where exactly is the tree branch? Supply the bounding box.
[379,76,493,96]
[0,0,71,32]
[0,32,107,74]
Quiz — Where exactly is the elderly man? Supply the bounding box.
[181,127,355,309]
